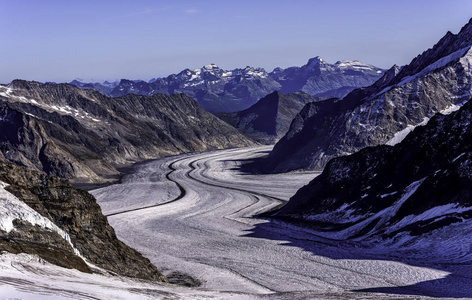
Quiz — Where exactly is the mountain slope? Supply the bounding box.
[0,80,254,185]
[255,18,472,173]
[0,159,166,281]
[217,91,317,144]
[275,95,472,244]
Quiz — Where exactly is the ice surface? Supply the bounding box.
[90,147,472,298]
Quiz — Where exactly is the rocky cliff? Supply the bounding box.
[0,160,166,281]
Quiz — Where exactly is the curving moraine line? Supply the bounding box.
[105,157,188,217]
[106,151,287,218]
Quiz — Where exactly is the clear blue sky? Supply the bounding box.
[1,0,471,83]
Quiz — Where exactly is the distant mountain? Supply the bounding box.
[253,18,472,173]
[270,56,384,97]
[218,91,318,144]
[0,80,254,186]
[69,79,119,95]
[75,58,384,113]
[109,64,281,113]
[275,94,472,243]
[0,159,166,281]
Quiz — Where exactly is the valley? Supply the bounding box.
[1,7,472,299]
[1,146,471,299]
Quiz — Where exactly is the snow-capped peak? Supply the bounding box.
[334,60,376,70]
[306,56,324,68]
[203,63,219,70]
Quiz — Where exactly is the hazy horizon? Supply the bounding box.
[1,0,472,84]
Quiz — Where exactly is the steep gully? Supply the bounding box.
[90,146,472,297]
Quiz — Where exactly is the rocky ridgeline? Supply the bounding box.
[0,159,166,281]
[0,80,255,186]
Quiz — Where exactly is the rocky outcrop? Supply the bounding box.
[0,81,255,185]
[275,96,472,240]
[254,19,472,173]
[218,91,317,144]
[0,160,166,281]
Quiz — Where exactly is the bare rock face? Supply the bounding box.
[217,91,318,144]
[276,95,472,241]
[0,81,255,186]
[0,160,166,281]
[254,18,472,173]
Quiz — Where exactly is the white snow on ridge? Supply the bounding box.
[375,46,471,97]
[0,181,57,233]
[440,98,469,115]
[0,86,13,98]
[397,46,471,87]
[386,117,430,146]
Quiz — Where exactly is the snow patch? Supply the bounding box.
[452,152,466,162]
[305,203,365,224]
[387,203,472,235]
[375,46,471,97]
[386,117,430,146]
[312,178,426,240]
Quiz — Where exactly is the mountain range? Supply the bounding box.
[70,57,385,113]
[252,18,472,173]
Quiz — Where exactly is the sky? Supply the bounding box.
[0,0,472,83]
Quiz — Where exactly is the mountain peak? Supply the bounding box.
[306,56,324,67]
[203,63,219,70]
